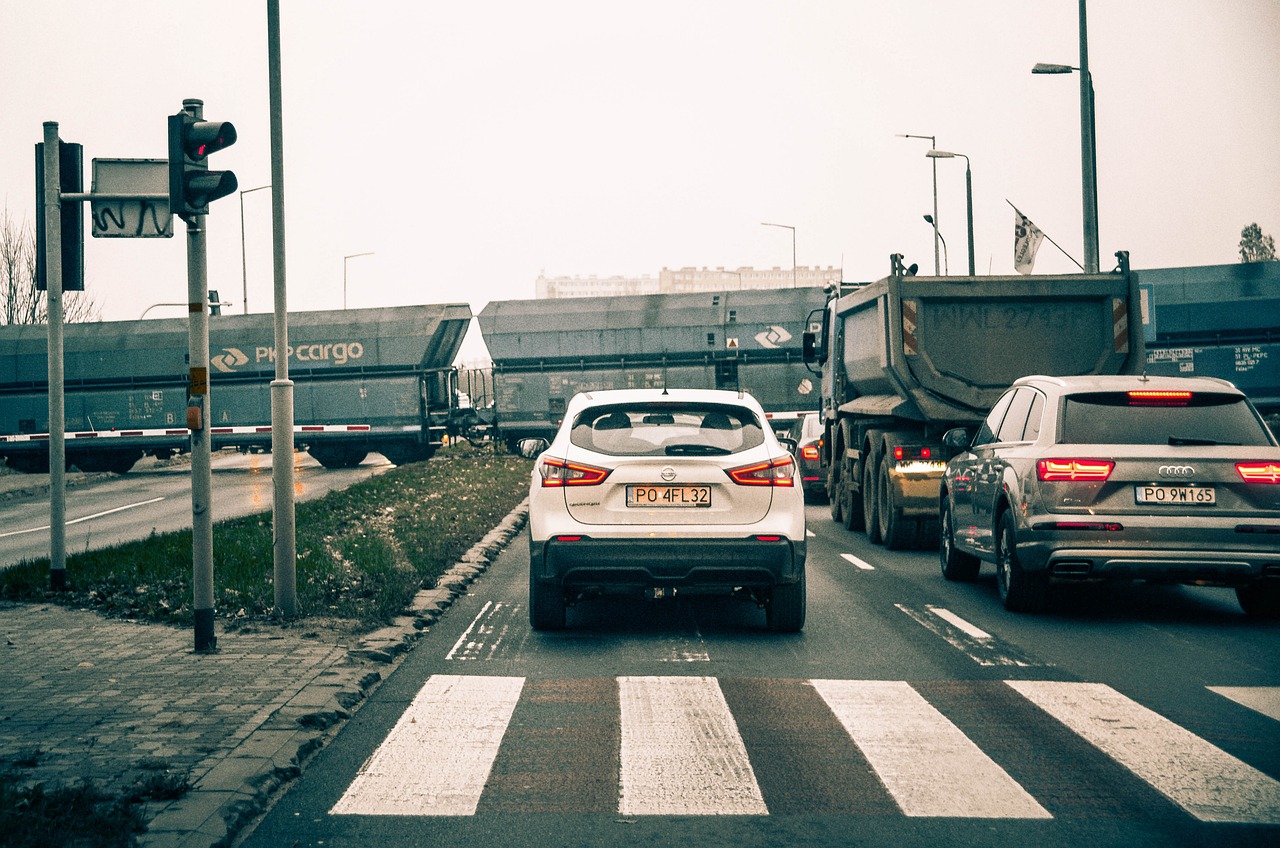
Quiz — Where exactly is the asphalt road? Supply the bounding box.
[0,451,392,568]
[237,504,1280,848]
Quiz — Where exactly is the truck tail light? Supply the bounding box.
[893,445,932,461]
[727,456,796,487]
[1037,458,1114,481]
[539,456,610,487]
[1237,462,1280,484]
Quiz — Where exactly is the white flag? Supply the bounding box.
[1013,208,1045,275]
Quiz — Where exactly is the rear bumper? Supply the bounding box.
[531,536,806,594]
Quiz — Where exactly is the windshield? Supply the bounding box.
[570,403,766,456]
[1060,392,1275,446]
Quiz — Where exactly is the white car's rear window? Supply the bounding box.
[570,403,766,457]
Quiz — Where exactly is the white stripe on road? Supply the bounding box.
[1208,686,1280,723]
[840,553,875,570]
[1007,680,1280,824]
[811,679,1051,819]
[330,675,524,816]
[618,676,767,815]
[928,606,992,640]
[0,496,165,538]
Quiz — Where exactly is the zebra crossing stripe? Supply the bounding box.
[330,675,525,816]
[1208,686,1280,722]
[1007,680,1280,824]
[618,676,768,815]
[811,679,1052,819]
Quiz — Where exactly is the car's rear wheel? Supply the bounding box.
[529,572,567,631]
[767,569,806,633]
[940,499,981,581]
[1236,580,1280,618]
[996,510,1047,612]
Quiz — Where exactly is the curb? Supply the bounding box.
[137,498,530,848]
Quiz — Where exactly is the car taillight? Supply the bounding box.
[1237,462,1280,484]
[1127,390,1192,406]
[539,456,610,487]
[801,445,820,461]
[1037,458,1114,481]
[727,455,796,487]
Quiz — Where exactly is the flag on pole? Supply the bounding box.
[1013,207,1045,275]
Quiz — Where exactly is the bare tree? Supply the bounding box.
[0,204,101,325]
[1239,223,1277,263]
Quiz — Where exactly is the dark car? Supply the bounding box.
[939,374,1280,615]
[785,412,826,503]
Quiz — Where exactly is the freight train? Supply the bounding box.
[0,304,472,473]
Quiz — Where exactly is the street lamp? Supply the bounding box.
[923,215,948,276]
[760,222,796,287]
[1033,60,1099,273]
[926,150,975,275]
[898,133,940,275]
[343,252,374,309]
[238,184,271,314]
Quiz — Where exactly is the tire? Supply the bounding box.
[877,454,914,550]
[939,498,981,581]
[766,569,806,633]
[862,449,882,544]
[996,510,1048,612]
[1236,580,1280,618]
[829,463,845,524]
[529,571,567,631]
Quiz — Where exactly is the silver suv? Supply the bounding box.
[939,374,1280,615]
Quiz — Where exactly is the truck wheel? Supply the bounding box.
[862,450,882,543]
[940,499,981,581]
[766,569,806,633]
[996,511,1048,612]
[529,573,567,630]
[1236,580,1280,618]
[829,463,845,524]
[877,454,914,550]
[841,477,865,532]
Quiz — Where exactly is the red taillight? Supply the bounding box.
[727,455,796,487]
[893,445,932,461]
[1037,458,1114,481]
[1127,390,1192,406]
[1237,462,1280,484]
[539,456,610,487]
[801,445,820,461]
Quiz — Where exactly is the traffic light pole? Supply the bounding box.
[41,122,67,591]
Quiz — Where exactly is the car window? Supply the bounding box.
[972,389,1017,447]
[1060,391,1275,446]
[996,388,1036,443]
[570,403,766,456]
[1023,391,1045,442]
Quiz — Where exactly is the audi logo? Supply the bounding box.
[1158,465,1196,478]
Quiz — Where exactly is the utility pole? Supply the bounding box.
[40,123,67,590]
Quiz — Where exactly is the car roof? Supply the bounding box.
[565,388,766,416]
[1012,374,1243,395]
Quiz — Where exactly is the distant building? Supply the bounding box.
[535,265,842,298]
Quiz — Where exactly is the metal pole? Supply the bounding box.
[239,185,270,315]
[41,122,67,591]
[343,252,374,309]
[268,0,297,616]
[898,134,939,275]
[790,229,796,289]
[964,158,975,276]
[1079,0,1099,272]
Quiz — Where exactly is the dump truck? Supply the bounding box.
[0,304,473,473]
[803,252,1145,549]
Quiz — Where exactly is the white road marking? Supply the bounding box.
[928,606,992,639]
[1208,686,1280,723]
[895,604,1047,668]
[0,496,165,538]
[446,601,521,661]
[839,553,875,570]
[1007,680,1280,824]
[618,676,767,815]
[446,601,495,660]
[330,675,524,816]
[811,679,1051,819]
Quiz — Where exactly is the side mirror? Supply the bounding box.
[802,331,817,364]
[942,428,971,455]
[777,436,798,455]
[517,438,549,459]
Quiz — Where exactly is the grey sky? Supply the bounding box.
[2,1,1277,362]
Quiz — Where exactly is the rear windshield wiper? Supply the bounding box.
[665,444,732,456]
[1168,435,1239,446]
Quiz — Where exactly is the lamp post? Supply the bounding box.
[923,215,948,276]
[1032,60,1098,273]
[898,133,940,275]
[760,222,796,287]
[926,150,975,275]
[238,184,271,314]
[343,251,374,309]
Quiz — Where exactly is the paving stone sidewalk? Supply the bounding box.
[0,500,528,848]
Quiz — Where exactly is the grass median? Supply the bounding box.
[0,443,532,634]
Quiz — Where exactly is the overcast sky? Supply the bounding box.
[3,1,1278,362]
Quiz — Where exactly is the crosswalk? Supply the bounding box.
[330,675,1280,823]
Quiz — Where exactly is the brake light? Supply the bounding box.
[1037,458,1114,481]
[1127,390,1192,407]
[539,456,611,487]
[727,455,796,486]
[1237,462,1280,484]
[893,445,932,461]
[801,445,820,461]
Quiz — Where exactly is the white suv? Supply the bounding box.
[527,388,806,631]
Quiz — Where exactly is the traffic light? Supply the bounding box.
[34,139,84,291]
[168,111,237,219]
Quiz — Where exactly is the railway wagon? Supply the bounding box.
[1137,261,1280,418]
[477,287,827,448]
[0,304,472,473]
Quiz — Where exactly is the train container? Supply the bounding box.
[476,287,827,449]
[0,304,472,473]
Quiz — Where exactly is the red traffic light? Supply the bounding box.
[183,121,237,161]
